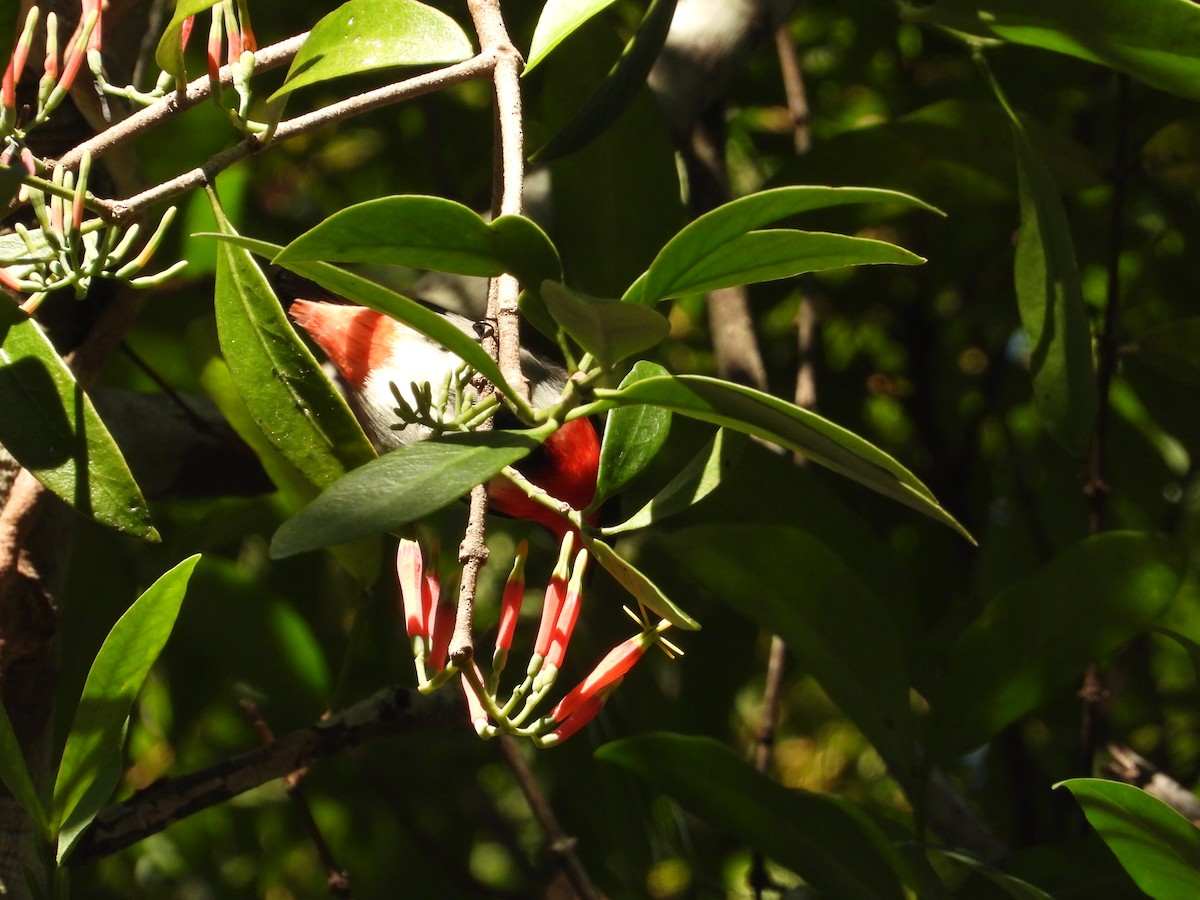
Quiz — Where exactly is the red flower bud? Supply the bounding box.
[495,540,528,654]
[180,16,196,51]
[83,0,102,53]
[533,533,574,658]
[461,665,490,732]
[546,549,588,669]
[546,680,622,744]
[428,600,455,674]
[550,632,652,724]
[396,540,428,641]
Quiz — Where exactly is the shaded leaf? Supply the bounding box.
[272,0,473,100]
[627,186,939,305]
[155,0,221,81]
[932,532,1184,761]
[531,0,678,162]
[270,430,545,557]
[904,0,1200,102]
[986,64,1096,454]
[52,556,200,839]
[598,734,911,899]
[526,0,620,74]
[593,374,971,539]
[540,281,670,367]
[592,361,672,507]
[0,304,156,540]
[0,698,48,839]
[1058,778,1200,896]
[604,428,745,535]
[662,525,915,774]
[209,199,377,491]
[1135,317,1200,390]
[584,536,700,630]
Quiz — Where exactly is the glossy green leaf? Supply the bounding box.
[0,697,48,839]
[592,374,971,539]
[603,428,745,535]
[209,200,377,491]
[540,281,670,367]
[272,0,473,100]
[986,64,1096,454]
[627,186,940,305]
[155,0,221,81]
[270,430,545,558]
[1058,778,1200,896]
[598,734,911,899]
[904,0,1200,101]
[57,722,126,863]
[531,0,678,162]
[52,555,200,837]
[274,196,562,290]
[592,361,672,507]
[0,304,156,540]
[663,525,915,773]
[526,0,619,74]
[1135,317,1200,389]
[204,233,519,400]
[584,537,700,630]
[932,532,1184,761]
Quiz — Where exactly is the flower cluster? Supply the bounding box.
[397,533,679,747]
[1,3,99,137]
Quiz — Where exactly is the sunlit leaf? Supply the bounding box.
[272,0,473,100]
[592,361,672,508]
[1058,778,1200,896]
[932,532,1184,761]
[155,0,221,81]
[0,304,156,540]
[584,536,700,630]
[526,0,619,74]
[599,734,912,899]
[539,281,670,367]
[270,430,545,557]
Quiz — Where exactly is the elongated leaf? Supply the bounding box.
[627,186,940,305]
[57,721,126,863]
[932,532,1184,761]
[0,304,156,539]
[584,537,699,630]
[604,428,745,534]
[531,0,678,162]
[0,698,48,838]
[931,849,1053,900]
[272,0,473,100]
[903,0,1200,102]
[592,361,672,507]
[540,281,670,367]
[655,229,924,298]
[985,64,1096,454]
[203,233,518,399]
[593,374,971,539]
[271,430,545,557]
[599,734,911,899]
[52,555,200,837]
[526,0,619,74]
[155,0,221,81]
[1136,317,1200,389]
[210,201,377,491]
[663,525,915,774]
[274,196,562,290]
[1058,778,1200,896]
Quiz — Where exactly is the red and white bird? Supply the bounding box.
[288,298,601,538]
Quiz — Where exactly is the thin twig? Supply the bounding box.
[498,736,603,900]
[773,22,810,154]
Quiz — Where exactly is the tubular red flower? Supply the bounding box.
[546,549,588,668]
[495,540,528,654]
[428,601,455,674]
[57,11,96,96]
[0,267,23,291]
[206,8,222,84]
[2,65,14,111]
[82,0,102,52]
[533,533,574,658]
[550,633,652,724]
[546,679,622,744]
[10,9,37,86]
[44,14,59,84]
[396,540,428,641]
[461,666,490,731]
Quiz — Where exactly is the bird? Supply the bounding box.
[286,296,601,538]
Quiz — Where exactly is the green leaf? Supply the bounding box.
[598,734,912,899]
[662,525,915,774]
[1058,778,1200,896]
[272,0,473,100]
[932,532,1184,761]
[603,428,745,535]
[0,304,157,540]
[209,198,377,491]
[531,0,678,162]
[593,374,972,540]
[904,0,1200,102]
[52,555,200,840]
[203,233,520,400]
[930,849,1054,899]
[583,536,700,630]
[155,0,221,81]
[273,196,563,290]
[592,361,673,507]
[985,64,1097,455]
[0,697,49,839]
[526,0,620,74]
[539,281,670,367]
[270,430,545,557]
[628,186,940,305]
[1135,317,1200,389]
[56,721,126,863]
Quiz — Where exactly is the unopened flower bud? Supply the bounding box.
[533,532,574,658]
